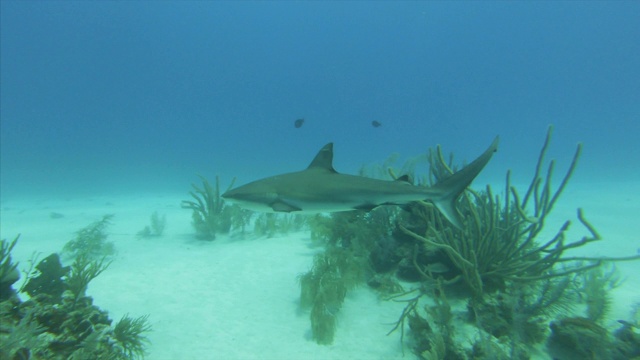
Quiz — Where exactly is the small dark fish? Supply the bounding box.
[371,120,382,128]
[50,212,65,219]
[294,118,305,128]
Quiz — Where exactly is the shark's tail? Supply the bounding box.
[430,137,499,229]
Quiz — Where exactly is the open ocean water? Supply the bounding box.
[2,1,639,198]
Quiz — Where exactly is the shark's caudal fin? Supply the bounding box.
[430,137,499,229]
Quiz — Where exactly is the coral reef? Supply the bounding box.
[298,126,640,358]
[22,253,70,303]
[1,224,151,359]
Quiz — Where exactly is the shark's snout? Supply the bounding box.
[221,186,247,201]
[221,185,262,204]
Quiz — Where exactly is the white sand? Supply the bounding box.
[1,181,638,359]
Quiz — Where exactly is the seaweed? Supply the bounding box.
[546,317,613,359]
[253,213,309,238]
[386,288,423,347]
[0,216,153,359]
[468,277,575,355]
[308,208,396,250]
[309,296,340,345]
[181,175,235,240]
[63,214,116,260]
[0,236,20,301]
[230,205,253,236]
[387,280,466,359]
[0,247,149,359]
[276,213,309,234]
[612,317,640,359]
[299,197,410,345]
[574,263,622,323]
[65,254,111,307]
[253,213,279,238]
[387,294,450,360]
[0,308,47,360]
[113,314,152,359]
[298,245,366,344]
[137,211,166,238]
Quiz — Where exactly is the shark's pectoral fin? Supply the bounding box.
[270,201,302,213]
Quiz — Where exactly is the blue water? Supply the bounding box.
[1,1,639,198]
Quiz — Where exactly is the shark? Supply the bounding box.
[222,137,499,229]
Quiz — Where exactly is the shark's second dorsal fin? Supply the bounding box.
[395,174,413,184]
[307,143,337,172]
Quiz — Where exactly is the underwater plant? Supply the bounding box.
[573,262,623,324]
[377,127,640,359]
[400,126,640,298]
[137,211,166,238]
[467,276,576,357]
[65,254,112,306]
[298,207,407,345]
[230,205,253,236]
[253,213,309,238]
[546,316,613,359]
[387,279,470,359]
[113,314,152,359]
[252,213,279,238]
[181,175,235,240]
[22,253,70,303]
[0,238,151,359]
[63,214,116,260]
[0,308,47,360]
[298,244,369,344]
[276,213,309,234]
[0,236,20,301]
[546,305,640,359]
[293,126,640,357]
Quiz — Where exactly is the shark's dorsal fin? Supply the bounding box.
[307,143,337,172]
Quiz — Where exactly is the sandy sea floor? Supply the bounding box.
[1,180,639,359]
